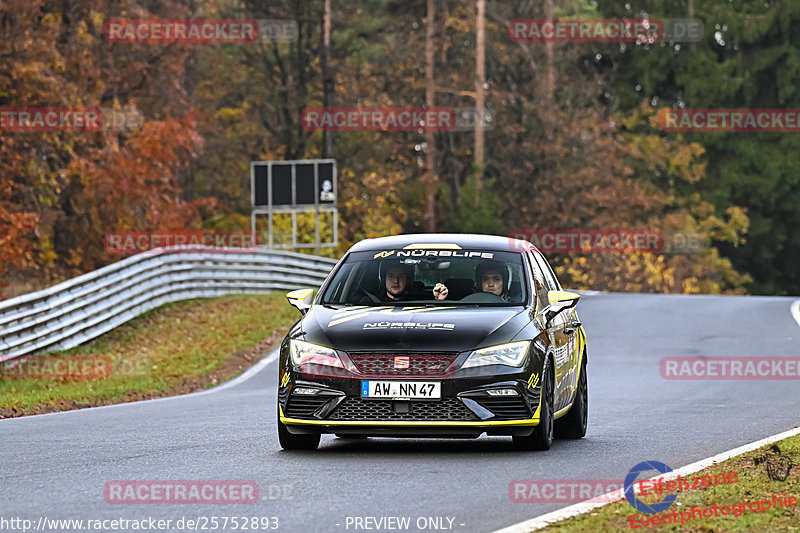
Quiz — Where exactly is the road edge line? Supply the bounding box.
[493,425,800,533]
[791,299,800,329]
[0,347,280,423]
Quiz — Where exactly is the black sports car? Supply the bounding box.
[277,234,587,450]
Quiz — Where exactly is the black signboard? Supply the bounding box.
[252,160,336,208]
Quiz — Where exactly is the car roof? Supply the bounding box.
[348,233,541,254]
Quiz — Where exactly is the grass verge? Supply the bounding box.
[538,432,800,532]
[0,294,298,418]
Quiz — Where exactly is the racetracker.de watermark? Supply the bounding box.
[103,19,297,43]
[660,356,800,380]
[301,107,456,131]
[104,481,259,504]
[659,108,800,132]
[508,18,703,43]
[0,355,152,381]
[451,108,495,131]
[0,355,111,381]
[104,230,257,255]
[0,107,143,132]
[509,229,705,254]
[509,18,661,42]
[509,480,625,503]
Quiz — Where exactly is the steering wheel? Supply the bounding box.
[458,291,507,303]
[355,286,381,303]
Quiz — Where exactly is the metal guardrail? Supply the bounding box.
[0,247,338,361]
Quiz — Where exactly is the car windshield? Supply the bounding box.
[321,249,528,306]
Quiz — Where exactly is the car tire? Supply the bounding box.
[555,353,587,439]
[277,407,320,450]
[513,356,554,451]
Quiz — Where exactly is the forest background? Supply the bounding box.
[2,0,798,298]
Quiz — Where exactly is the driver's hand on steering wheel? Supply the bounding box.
[433,283,449,300]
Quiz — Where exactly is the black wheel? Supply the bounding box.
[513,356,554,451]
[277,406,320,450]
[555,353,587,439]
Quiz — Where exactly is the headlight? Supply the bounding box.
[462,341,531,369]
[289,340,344,369]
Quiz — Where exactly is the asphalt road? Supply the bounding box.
[2,293,799,533]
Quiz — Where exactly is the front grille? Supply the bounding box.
[348,353,455,377]
[285,395,331,418]
[473,397,530,420]
[330,397,478,421]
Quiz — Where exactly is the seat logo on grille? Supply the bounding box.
[394,356,410,370]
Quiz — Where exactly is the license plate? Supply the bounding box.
[361,381,441,399]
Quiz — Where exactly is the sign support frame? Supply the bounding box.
[250,159,337,251]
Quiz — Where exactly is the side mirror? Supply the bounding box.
[545,290,580,323]
[286,288,314,315]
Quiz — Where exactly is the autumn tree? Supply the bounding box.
[596,0,800,294]
[0,0,212,293]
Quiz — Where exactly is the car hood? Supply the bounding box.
[299,305,530,353]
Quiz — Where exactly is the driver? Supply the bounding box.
[378,260,451,301]
[476,260,509,299]
[379,260,414,301]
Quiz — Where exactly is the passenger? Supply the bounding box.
[476,260,509,299]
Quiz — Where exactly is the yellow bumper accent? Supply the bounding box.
[554,405,571,419]
[280,416,539,428]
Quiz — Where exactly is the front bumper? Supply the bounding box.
[277,358,544,437]
[280,408,539,437]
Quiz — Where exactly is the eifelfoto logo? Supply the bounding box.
[624,461,677,514]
